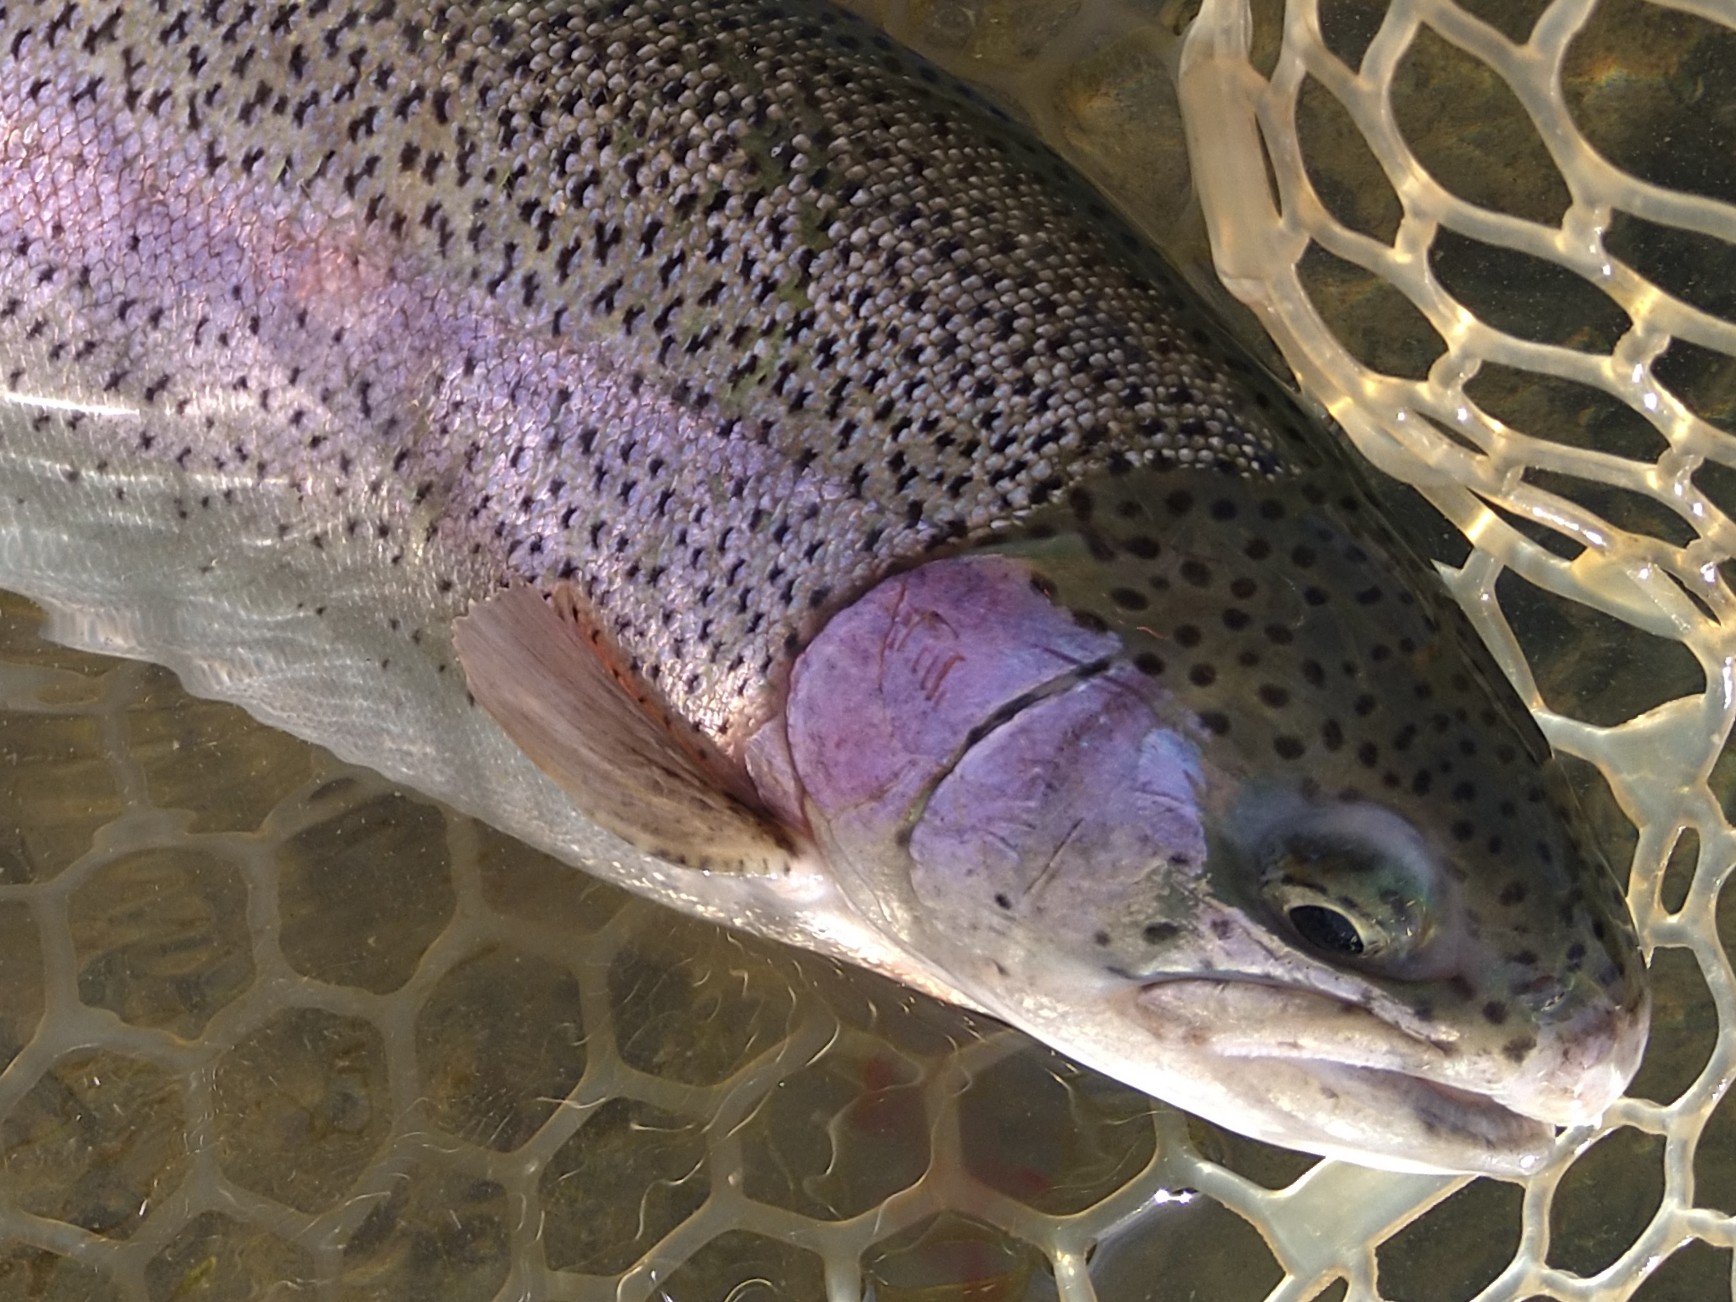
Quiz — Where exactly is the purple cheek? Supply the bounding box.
[784,553,1120,825]
[908,665,1207,919]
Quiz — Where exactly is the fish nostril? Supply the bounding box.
[1522,964,1629,1027]
[1529,988,1569,1017]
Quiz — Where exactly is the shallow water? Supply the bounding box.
[3,0,1736,1299]
[0,588,1296,1300]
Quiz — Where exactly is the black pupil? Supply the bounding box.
[1289,904,1364,956]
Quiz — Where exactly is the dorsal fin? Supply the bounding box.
[453,583,796,874]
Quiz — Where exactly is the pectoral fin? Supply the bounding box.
[453,583,797,874]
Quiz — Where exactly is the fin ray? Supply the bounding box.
[454,583,795,874]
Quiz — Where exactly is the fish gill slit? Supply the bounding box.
[895,654,1115,845]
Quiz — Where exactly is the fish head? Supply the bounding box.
[752,466,1649,1176]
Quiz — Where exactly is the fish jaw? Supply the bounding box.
[1072,979,1559,1176]
[1117,973,1647,1175]
[920,885,1646,1175]
[1054,871,1648,1173]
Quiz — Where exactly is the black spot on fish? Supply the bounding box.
[1502,1035,1537,1064]
[1125,535,1160,559]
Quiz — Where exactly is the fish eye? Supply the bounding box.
[1285,902,1366,956]
[1259,825,1437,971]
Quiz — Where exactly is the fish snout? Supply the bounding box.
[1494,967,1651,1128]
[1478,872,1651,1127]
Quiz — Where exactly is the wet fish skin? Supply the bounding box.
[763,464,1649,1169]
[0,0,1289,743]
[0,0,1646,1172]
[0,0,1286,962]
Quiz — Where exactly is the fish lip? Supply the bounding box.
[1291,1061,1558,1175]
[1130,973,1591,1169]
[1134,970,1460,1062]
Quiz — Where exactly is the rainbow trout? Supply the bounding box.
[0,0,1647,1173]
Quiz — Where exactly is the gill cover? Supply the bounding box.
[758,552,1206,956]
[765,533,1647,1175]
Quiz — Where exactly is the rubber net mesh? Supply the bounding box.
[1,1,1733,1299]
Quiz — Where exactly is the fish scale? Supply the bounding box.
[0,0,1296,742]
[0,0,1648,1172]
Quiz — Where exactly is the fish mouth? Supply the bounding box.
[1122,975,1637,1176]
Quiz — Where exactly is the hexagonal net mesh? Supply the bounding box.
[0,594,1334,1302]
[1176,0,1736,1294]
[1,1,1734,1301]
